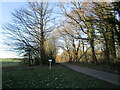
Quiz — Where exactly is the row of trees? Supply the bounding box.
[56,2,120,64]
[3,1,120,65]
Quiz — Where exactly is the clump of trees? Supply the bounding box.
[3,1,120,66]
[56,2,120,65]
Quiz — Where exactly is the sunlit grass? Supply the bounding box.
[0,59,21,62]
[0,58,22,67]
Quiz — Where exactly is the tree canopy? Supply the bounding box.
[3,1,120,65]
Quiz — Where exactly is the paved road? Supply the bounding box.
[60,63,120,85]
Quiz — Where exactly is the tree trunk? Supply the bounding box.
[39,2,48,65]
[90,39,97,64]
[40,25,47,64]
[110,28,116,59]
[85,53,88,63]
[104,36,110,64]
[68,51,72,62]
[28,52,31,66]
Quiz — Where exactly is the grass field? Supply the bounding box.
[0,59,21,62]
[0,58,22,67]
[2,62,120,88]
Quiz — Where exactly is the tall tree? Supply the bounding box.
[92,2,117,63]
[111,2,120,45]
[3,2,56,65]
[59,2,98,63]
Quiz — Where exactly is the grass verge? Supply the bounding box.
[2,64,120,88]
[68,62,119,74]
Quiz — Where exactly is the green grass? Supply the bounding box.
[2,62,21,67]
[2,64,120,88]
[0,58,21,62]
[0,58,22,67]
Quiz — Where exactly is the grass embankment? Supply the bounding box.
[68,62,119,74]
[2,63,119,88]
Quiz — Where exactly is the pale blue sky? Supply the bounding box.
[0,2,26,58]
[2,2,27,23]
[0,1,90,58]
[1,1,117,58]
[0,2,63,58]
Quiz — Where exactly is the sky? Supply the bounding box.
[0,2,26,58]
[0,0,118,58]
[0,1,63,58]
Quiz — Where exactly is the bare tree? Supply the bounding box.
[3,1,56,65]
[59,2,98,64]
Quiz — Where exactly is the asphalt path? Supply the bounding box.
[60,63,120,85]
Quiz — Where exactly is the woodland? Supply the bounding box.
[3,1,120,67]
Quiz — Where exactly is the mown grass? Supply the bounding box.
[2,64,120,88]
